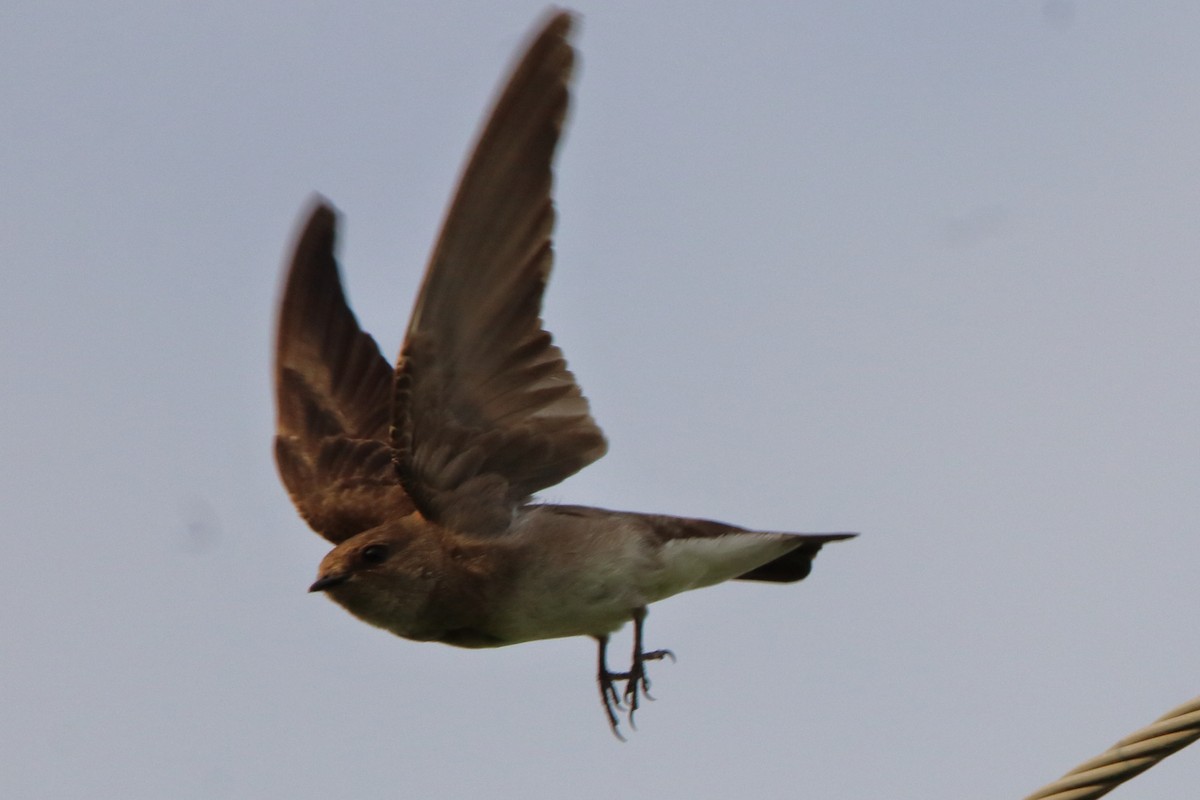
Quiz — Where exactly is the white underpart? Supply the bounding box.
[489,509,799,643]
[647,534,794,601]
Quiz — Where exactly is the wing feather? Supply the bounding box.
[391,12,606,535]
[274,203,415,543]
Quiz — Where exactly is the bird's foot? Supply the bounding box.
[621,646,675,726]
[597,661,631,740]
[594,608,675,740]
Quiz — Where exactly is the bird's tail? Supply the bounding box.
[735,532,856,583]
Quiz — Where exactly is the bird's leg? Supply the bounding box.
[594,609,676,738]
[595,635,629,741]
[622,606,675,727]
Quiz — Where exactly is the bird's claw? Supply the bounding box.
[595,611,674,739]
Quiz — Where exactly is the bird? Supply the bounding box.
[273,10,855,738]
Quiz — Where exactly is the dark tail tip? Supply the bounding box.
[736,533,857,583]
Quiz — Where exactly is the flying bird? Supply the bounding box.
[274,10,855,738]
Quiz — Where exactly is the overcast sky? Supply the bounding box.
[4,2,1200,798]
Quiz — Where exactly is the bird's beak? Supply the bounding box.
[309,572,350,593]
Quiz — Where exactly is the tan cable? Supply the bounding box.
[1023,694,1200,800]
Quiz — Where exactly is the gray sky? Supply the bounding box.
[4,2,1199,798]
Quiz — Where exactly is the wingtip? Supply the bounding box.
[523,8,578,69]
[287,197,340,263]
[539,7,578,38]
[280,201,338,282]
[300,194,338,228]
[276,195,344,364]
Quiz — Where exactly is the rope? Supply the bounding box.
[1023,694,1200,800]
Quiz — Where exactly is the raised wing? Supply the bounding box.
[391,12,606,535]
[275,203,415,543]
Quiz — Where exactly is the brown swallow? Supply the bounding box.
[274,10,855,738]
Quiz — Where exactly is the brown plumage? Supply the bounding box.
[274,11,855,739]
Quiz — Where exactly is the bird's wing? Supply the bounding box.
[275,203,415,543]
[391,12,606,536]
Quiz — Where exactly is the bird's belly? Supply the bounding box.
[486,546,656,643]
[488,578,639,643]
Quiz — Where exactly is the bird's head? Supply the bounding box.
[309,516,446,640]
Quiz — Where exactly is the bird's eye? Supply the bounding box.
[360,544,389,565]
